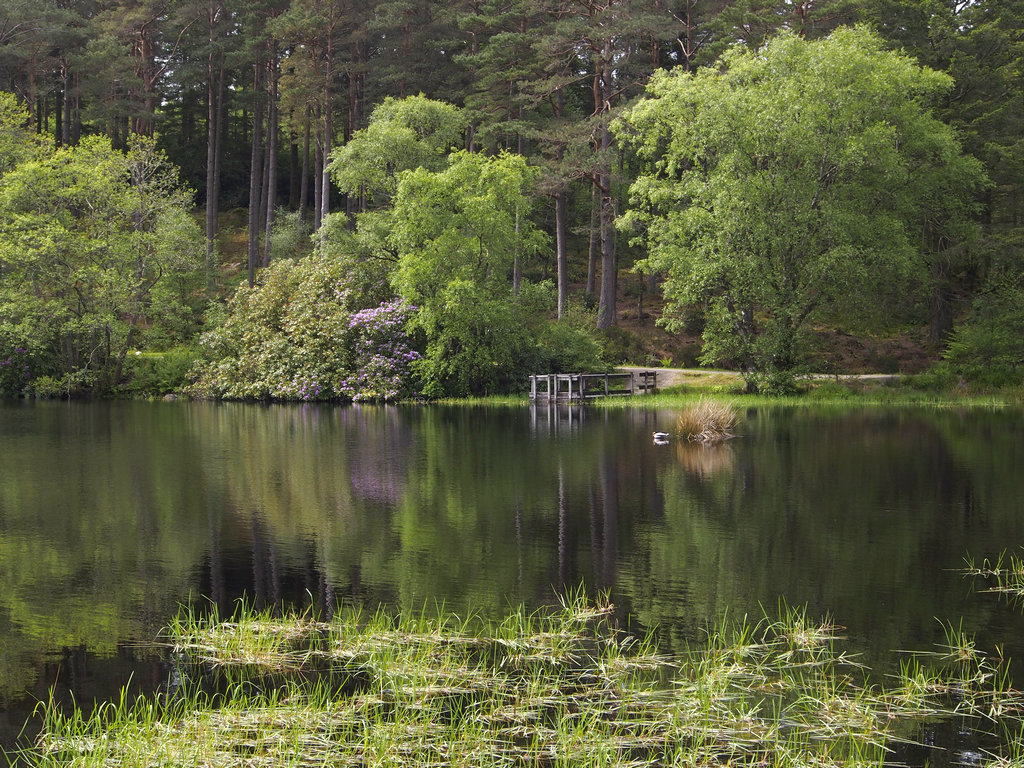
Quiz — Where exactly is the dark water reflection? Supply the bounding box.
[1,400,1023,758]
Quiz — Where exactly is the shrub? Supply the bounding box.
[943,279,1024,387]
[119,347,202,397]
[414,280,539,398]
[339,299,421,401]
[535,314,606,374]
[190,255,419,402]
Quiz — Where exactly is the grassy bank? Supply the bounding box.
[22,597,1024,767]
[445,388,1020,410]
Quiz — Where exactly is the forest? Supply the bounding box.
[0,0,1021,398]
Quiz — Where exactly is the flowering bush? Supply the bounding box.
[189,255,420,402]
[340,299,421,401]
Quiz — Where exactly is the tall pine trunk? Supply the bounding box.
[300,107,310,223]
[313,124,322,230]
[586,183,599,298]
[263,55,279,268]
[247,59,264,288]
[319,98,331,233]
[595,40,616,329]
[555,88,568,320]
[205,9,224,296]
[555,190,568,319]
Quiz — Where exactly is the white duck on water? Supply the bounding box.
[653,431,671,444]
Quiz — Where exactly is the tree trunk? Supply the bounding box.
[586,183,599,298]
[348,38,365,139]
[555,88,568,320]
[596,163,616,329]
[205,78,217,294]
[134,20,158,137]
[288,126,299,210]
[596,40,616,330]
[247,60,264,288]
[58,58,76,145]
[318,29,333,238]
[262,56,279,268]
[205,11,223,296]
[55,80,63,146]
[320,105,331,232]
[313,126,322,230]
[70,71,81,144]
[300,107,310,222]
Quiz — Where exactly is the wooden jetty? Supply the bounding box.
[529,371,657,402]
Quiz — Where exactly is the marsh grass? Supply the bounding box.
[675,397,739,443]
[964,550,1024,606]
[22,596,1024,767]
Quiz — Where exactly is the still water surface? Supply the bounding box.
[1,400,1023,754]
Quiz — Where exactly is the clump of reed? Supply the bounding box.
[675,397,738,444]
[964,550,1024,606]
[22,597,1024,768]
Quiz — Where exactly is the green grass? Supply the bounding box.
[585,386,1020,409]
[964,550,1024,607]
[20,596,1024,767]
[427,394,531,406]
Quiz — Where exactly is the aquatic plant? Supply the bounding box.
[675,397,739,443]
[22,596,1024,767]
[964,550,1024,606]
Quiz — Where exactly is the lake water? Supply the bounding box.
[1,400,1023,759]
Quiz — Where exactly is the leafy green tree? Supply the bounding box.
[330,94,467,208]
[387,149,600,395]
[388,149,545,396]
[618,26,986,391]
[0,92,43,175]
[0,128,203,396]
[324,95,468,290]
[390,150,545,300]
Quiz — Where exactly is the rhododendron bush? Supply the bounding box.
[190,255,419,401]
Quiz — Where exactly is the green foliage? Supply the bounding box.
[317,219,399,309]
[618,26,986,392]
[389,149,567,396]
[191,256,351,400]
[266,208,313,263]
[0,130,203,397]
[190,254,419,402]
[119,347,202,397]
[329,95,467,205]
[943,278,1024,386]
[0,93,43,178]
[534,307,606,375]
[390,150,546,302]
[413,279,537,397]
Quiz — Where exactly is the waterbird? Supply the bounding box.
[653,431,670,444]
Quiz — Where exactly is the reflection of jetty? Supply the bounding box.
[529,371,657,402]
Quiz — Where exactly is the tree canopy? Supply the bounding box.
[0,105,203,396]
[2,0,1023,396]
[618,26,987,391]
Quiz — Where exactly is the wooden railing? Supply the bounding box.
[529,371,657,401]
